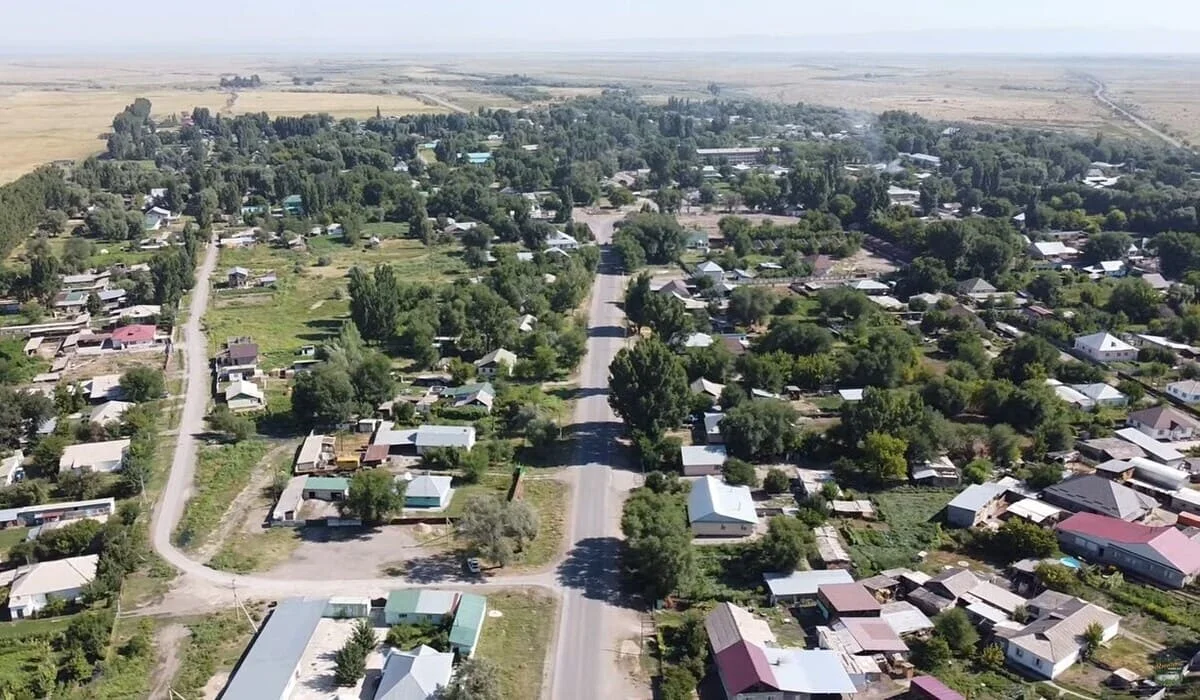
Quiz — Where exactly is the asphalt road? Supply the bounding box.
[147,218,643,698]
[549,212,641,700]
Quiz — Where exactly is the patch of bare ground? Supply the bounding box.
[193,440,295,563]
[148,623,190,700]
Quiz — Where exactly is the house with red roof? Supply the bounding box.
[1055,512,1200,588]
[108,324,158,350]
[705,602,858,700]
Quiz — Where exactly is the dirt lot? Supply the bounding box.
[291,617,390,700]
[260,525,460,582]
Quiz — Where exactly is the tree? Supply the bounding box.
[350,618,376,655]
[456,495,539,566]
[720,400,797,461]
[722,458,758,487]
[990,518,1058,562]
[933,607,979,655]
[119,367,164,402]
[207,405,254,442]
[1035,562,1081,595]
[608,187,636,207]
[621,488,695,600]
[758,516,812,572]
[333,642,366,686]
[962,458,993,485]
[524,416,558,450]
[1107,279,1159,324]
[914,635,952,670]
[1084,231,1132,263]
[608,338,690,439]
[728,286,775,327]
[763,468,790,494]
[861,432,909,484]
[436,658,503,700]
[339,469,406,525]
[659,666,698,700]
[27,434,69,480]
[1081,621,1104,660]
[351,352,396,408]
[1026,463,1064,490]
[292,364,357,428]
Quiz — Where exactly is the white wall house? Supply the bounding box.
[7,554,99,619]
[1167,380,1200,404]
[1004,599,1119,679]
[688,475,757,537]
[1073,332,1138,363]
[58,439,130,473]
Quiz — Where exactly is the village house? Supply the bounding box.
[816,583,882,620]
[89,400,134,426]
[681,444,727,476]
[303,475,349,501]
[945,481,1009,528]
[108,324,157,350]
[404,473,454,509]
[58,439,131,474]
[414,425,476,454]
[545,230,580,251]
[215,340,260,378]
[473,348,516,377]
[1042,474,1155,521]
[1056,512,1200,588]
[1114,427,1185,467]
[374,646,454,700]
[227,267,251,288]
[7,554,99,619]
[1000,596,1119,679]
[687,475,757,537]
[1126,405,1199,441]
[293,433,337,474]
[705,602,857,700]
[0,497,115,529]
[224,379,265,412]
[763,569,855,606]
[1073,331,1138,363]
[1167,380,1200,404]
[219,598,326,699]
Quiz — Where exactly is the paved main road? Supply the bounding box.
[550,211,644,700]
[147,218,646,697]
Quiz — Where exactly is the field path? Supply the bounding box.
[147,623,190,700]
[415,92,468,114]
[1087,76,1189,150]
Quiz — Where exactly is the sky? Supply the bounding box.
[4,0,1200,53]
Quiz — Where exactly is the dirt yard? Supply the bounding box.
[259,525,461,582]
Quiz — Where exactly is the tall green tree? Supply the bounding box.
[608,338,690,439]
[340,469,406,525]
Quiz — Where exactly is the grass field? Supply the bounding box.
[206,235,464,367]
[842,487,957,575]
[476,590,557,700]
[445,472,567,569]
[168,607,263,698]
[0,526,30,559]
[173,440,270,550]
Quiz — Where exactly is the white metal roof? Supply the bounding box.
[1075,331,1136,354]
[680,444,726,467]
[763,569,853,597]
[688,475,756,524]
[10,554,98,600]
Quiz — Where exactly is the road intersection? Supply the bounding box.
[146,212,642,698]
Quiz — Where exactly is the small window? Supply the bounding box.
[1016,649,1024,657]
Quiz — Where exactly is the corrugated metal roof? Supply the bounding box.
[449,593,487,649]
[220,598,325,699]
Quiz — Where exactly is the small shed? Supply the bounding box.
[325,596,371,619]
[449,593,487,657]
[304,476,349,501]
[817,583,881,620]
[909,675,965,700]
[405,474,453,509]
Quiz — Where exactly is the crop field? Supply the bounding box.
[4,52,1198,184]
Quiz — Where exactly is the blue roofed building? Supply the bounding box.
[220,597,326,699]
[448,593,487,657]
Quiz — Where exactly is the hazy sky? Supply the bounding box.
[4,0,1199,52]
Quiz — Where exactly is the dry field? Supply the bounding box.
[1,52,1198,184]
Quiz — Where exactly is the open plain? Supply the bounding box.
[2,52,1200,183]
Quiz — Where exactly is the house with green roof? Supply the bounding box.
[449,593,487,657]
[282,194,304,216]
[303,475,349,501]
[384,589,458,626]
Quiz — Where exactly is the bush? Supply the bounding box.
[722,458,758,487]
[763,468,790,494]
